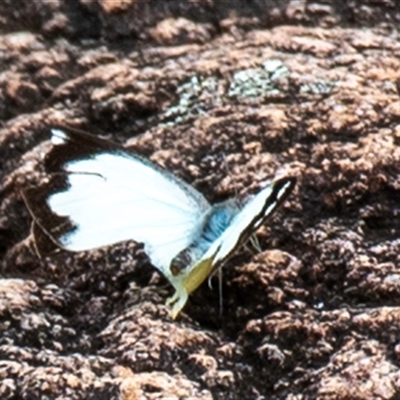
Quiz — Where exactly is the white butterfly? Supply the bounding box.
[24,126,296,318]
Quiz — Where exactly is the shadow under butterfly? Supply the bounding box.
[23,126,296,318]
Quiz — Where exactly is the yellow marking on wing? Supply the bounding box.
[167,252,218,319]
[183,256,215,295]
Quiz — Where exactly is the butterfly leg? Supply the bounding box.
[206,267,224,315]
[249,234,262,253]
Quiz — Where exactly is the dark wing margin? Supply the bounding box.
[44,124,126,172]
[247,176,296,233]
[236,176,297,251]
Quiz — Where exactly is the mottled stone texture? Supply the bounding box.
[1,1,400,399]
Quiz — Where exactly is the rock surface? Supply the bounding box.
[1,1,400,399]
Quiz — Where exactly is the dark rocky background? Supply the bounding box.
[1,1,400,399]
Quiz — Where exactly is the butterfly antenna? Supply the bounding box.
[20,189,64,258]
[20,190,44,259]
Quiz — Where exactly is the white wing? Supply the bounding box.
[40,128,211,273]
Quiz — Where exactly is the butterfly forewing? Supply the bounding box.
[26,126,211,274]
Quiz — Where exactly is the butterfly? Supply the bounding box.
[24,125,296,318]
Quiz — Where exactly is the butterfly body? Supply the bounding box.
[24,126,296,318]
[171,199,240,273]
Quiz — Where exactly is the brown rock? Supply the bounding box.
[2,1,400,399]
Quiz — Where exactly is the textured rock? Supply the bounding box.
[1,1,400,399]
